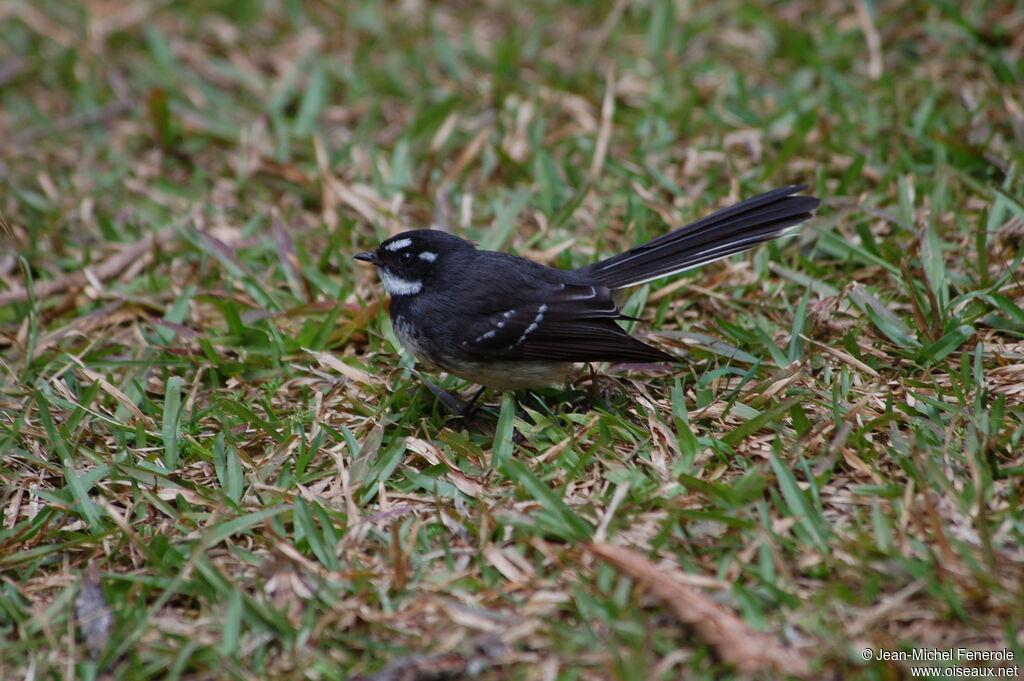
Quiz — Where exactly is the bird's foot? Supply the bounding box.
[443,385,487,431]
[413,376,488,431]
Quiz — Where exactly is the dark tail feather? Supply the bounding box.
[579,185,820,289]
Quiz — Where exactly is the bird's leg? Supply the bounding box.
[560,364,602,413]
[587,363,600,407]
[460,385,487,419]
[431,382,487,431]
[411,370,467,415]
[562,365,626,414]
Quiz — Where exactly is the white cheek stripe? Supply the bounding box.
[419,251,437,262]
[380,269,422,296]
[385,238,412,252]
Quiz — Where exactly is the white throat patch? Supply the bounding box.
[380,269,422,296]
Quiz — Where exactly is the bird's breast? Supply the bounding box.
[391,313,437,367]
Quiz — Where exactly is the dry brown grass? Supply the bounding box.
[2,1,1023,679]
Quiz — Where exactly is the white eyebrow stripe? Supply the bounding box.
[384,238,413,251]
[419,251,437,261]
[379,269,422,296]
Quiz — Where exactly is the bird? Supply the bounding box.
[355,185,820,392]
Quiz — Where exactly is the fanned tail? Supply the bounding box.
[579,185,820,289]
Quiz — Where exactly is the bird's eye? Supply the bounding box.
[400,251,413,263]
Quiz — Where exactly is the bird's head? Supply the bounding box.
[355,229,474,297]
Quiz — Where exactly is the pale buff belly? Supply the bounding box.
[436,359,576,390]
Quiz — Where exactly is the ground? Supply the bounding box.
[1,1,1023,679]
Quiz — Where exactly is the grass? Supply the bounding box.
[2,0,1023,679]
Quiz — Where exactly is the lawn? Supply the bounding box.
[1,1,1023,679]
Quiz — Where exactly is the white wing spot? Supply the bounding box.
[512,323,538,347]
[503,310,514,319]
[512,318,542,348]
[384,238,412,252]
[419,251,437,262]
[475,330,496,343]
[496,321,505,328]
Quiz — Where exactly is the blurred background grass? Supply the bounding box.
[1,1,1023,679]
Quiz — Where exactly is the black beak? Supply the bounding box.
[354,251,380,266]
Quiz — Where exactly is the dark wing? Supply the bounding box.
[456,283,675,363]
